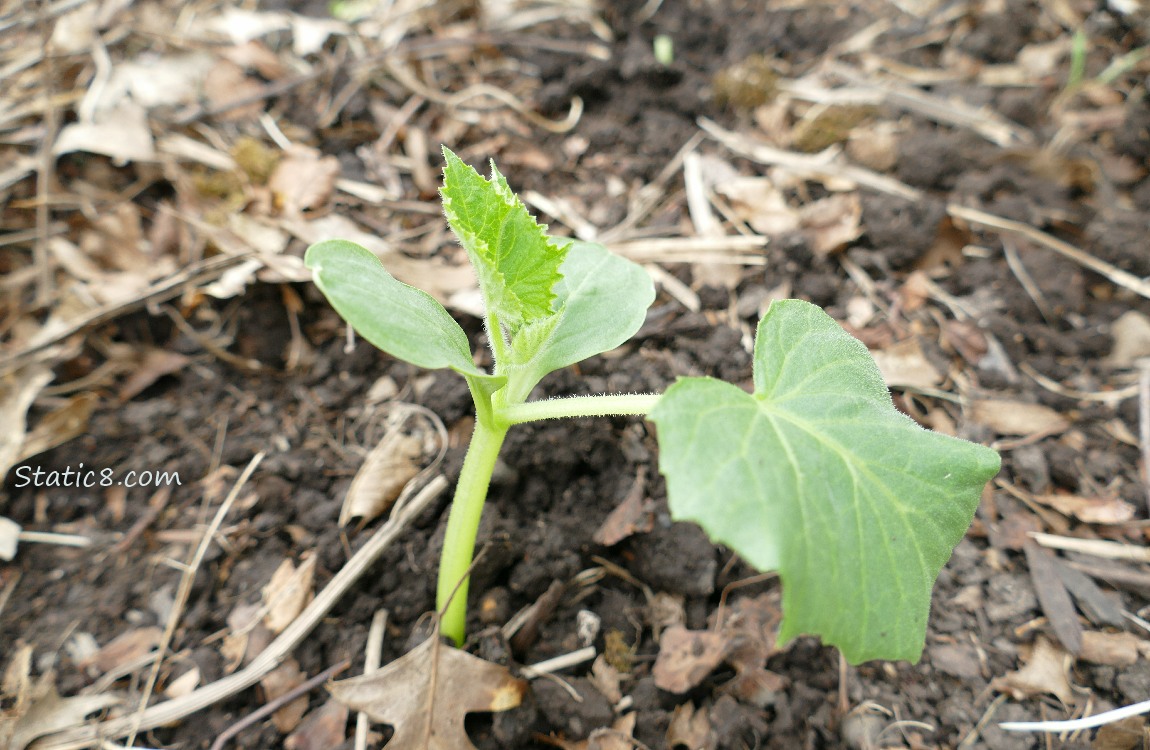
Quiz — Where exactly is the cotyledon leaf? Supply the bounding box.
[440,147,568,330]
[502,241,654,401]
[304,239,503,389]
[649,299,1000,664]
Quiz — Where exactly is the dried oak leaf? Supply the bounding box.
[327,636,526,750]
[991,636,1080,706]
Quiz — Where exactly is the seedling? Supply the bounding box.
[305,147,1000,664]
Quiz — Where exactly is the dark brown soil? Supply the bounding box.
[4,0,1150,748]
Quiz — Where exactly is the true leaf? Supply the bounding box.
[503,241,654,400]
[440,147,568,330]
[649,299,1000,664]
[304,240,502,388]
[327,636,526,750]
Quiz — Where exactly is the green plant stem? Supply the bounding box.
[436,417,508,645]
[500,393,660,424]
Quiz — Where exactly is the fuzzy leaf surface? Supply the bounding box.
[305,240,501,387]
[440,147,568,329]
[503,241,654,400]
[649,300,1000,664]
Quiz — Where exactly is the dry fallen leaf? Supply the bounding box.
[263,553,316,633]
[1031,493,1137,524]
[970,399,1070,436]
[17,392,98,460]
[588,656,623,706]
[80,626,162,675]
[327,636,526,750]
[991,636,1079,705]
[0,670,121,750]
[165,666,200,699]
[1092,715,1146,750]
[0,517,21,561]
[1079,631,1143,667]
[1106,310,1150,368]
[592,467,653,546]
[799,193,862,255]
[262,657,309,733]
[869,337,943,389]
[284,698,349,750]
[587,713,638,750]
[202,59,265,122]
[341,428,426,527]
[269,145,341,217]
[666,702,717,750]
[652,625,728,694]
[713,176,800,236]
[0,365,55,482]
[53,102,156,165]
[717,592,787,707]
[118,349,191,402]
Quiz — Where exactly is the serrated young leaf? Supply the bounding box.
[503,241,654,401]
[440,147,568,330]
[305,240,502,388]
[649,300,1000,664]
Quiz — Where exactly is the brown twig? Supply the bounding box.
[208,660,350,750]
[35,0,56,307]
[948,204,1150,300]
[1139,361,1150,517]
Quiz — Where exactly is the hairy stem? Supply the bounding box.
[436,417,508,645]
[500,393,661,424]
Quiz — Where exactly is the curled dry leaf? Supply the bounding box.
[589,656,623,706]
[164,666,200,699]
[263,553,316,633]
[327,636,526,750]
[592,466,652,546]
[970,399,1070,436]
[991,636,1079,706]
[1032,493,1137,524]
[341,428,426,527]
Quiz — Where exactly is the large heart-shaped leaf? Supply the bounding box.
[649,300,1000,664]
[305,239,502,388]
[503,241,654,401]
